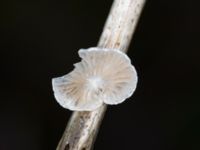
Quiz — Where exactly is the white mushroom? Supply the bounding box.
[52,47,138,111]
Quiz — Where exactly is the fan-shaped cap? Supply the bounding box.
[52,47,138,111]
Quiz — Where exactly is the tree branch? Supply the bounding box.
[56,0,146,149]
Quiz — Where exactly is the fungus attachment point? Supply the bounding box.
[52,47,138,111]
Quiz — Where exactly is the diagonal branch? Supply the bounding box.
[56,0,146,149]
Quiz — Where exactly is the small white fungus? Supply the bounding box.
[52,47,138,111]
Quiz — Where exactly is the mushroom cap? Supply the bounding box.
[52,47,138,111]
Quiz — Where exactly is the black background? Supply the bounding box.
[1,0,200,150]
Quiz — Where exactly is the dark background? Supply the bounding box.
[1,0,200,150]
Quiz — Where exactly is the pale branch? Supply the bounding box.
[56,0,146,150]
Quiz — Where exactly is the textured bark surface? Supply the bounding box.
[98,0,146,51]
[56,0,146,150]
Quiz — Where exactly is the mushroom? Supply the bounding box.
[52,47,138,111]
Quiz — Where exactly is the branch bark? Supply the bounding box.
[56,0,146,150]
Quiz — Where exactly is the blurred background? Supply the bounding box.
[0,0,200,149]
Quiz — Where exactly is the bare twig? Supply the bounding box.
[56,0,146,149]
